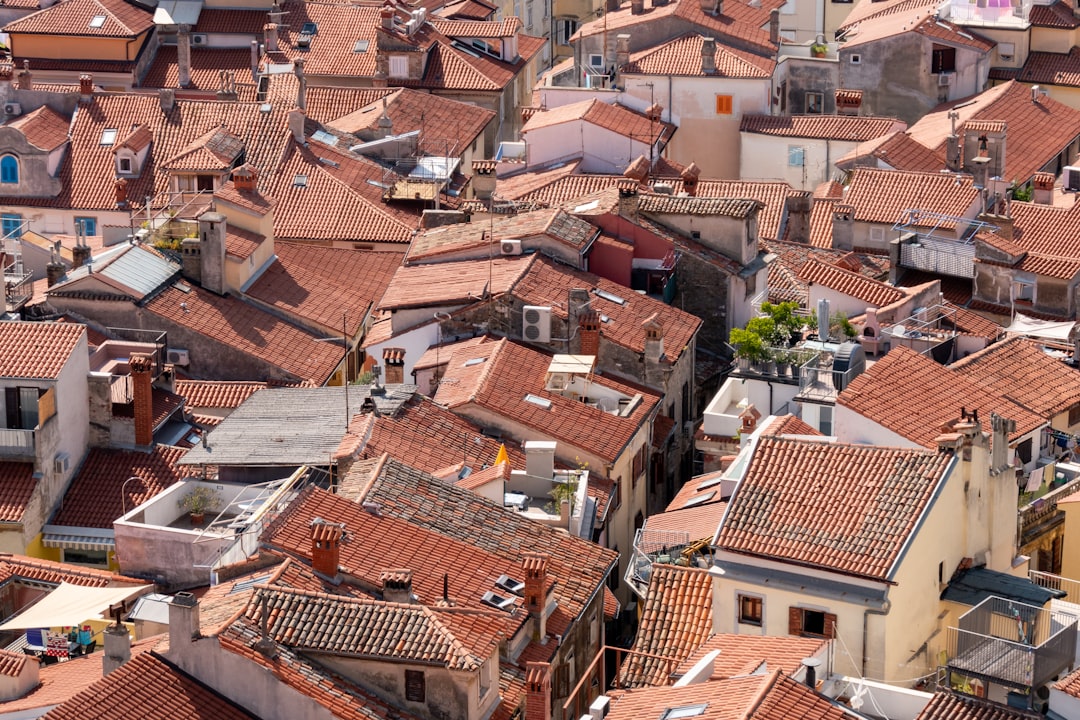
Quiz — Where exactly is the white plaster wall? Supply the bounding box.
[833,404,920,448]
[524,121,653,173]
[363,321,442,385]
[740,135,863,190]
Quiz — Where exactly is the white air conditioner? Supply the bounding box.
[3,103,21,116]
[191,33,208,46]
[501,239,523,255]
[522,305,552,343]
[1065,165,1080,192]
[589,695,610,720]
[938,72,953,87]
[167,348,190,366]
[53,453,69,475]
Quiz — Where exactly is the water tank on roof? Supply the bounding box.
[832,341,866,392]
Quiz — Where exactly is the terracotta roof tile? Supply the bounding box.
[378,254,534,310]
[175,380,269,409]
[51,446,186,529]
[522,98,674,146]
[716,435,953,580]
[143,285,343,384]
[0,462,37,523]
[950,337,1080,418]
[8,105,70,152]
[140,47,254,91]
[915,691,1036,719]
[429,16,521,36]
[623,33,773,77]
[0,553,145,587]
[799,257,906,307]
[993,200,1080,280]
[676,633,829,680]
[1056,665,1080,697]
[837,346,1044,448]
[0,648,29,678]
[619,564,713,687]
[844,168,980,225]
[5,0,152,36]
[740,114,905,141]
[40,651,256,720]
[0,320,85,378]
[223,226,264,261]
[1030,0,1080,27]
[111,388,185,430]
[407,207,595,262]
[861,131,945,172]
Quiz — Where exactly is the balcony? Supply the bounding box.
[1018,461,1080,547]
[0,427,34,457]
[3,258,33,314]
[1030,569,1080,606]
[946,595,1077,691]
[794,347,861,403]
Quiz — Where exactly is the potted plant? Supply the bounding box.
[811,39,828,58]
[178,486,220,525]
[775,349,793,377]
[730,327,766,371]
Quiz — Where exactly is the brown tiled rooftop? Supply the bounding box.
[522,98,674,146]
[844,167,980,225]
[740,114,904,141]
[0,648,28,678]
[838,346,1044,448]
[799,257,906,307]
[0,553,145,587]
[915,691,1036,719]
[1030,0,1080,27]
[950,337,1080,418]
[676,634,829,681]
[8,105,70,152]
[992,200,1080,280]
[175,380,268,409]
[0,320,84,379]
[716,435,953,581]
[51,446,186,529]
[0,462,36,524]
[5,0,152,36]
[623,33,773,77]
[378,254,534,310]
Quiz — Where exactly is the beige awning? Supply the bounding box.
[0,582,151,631]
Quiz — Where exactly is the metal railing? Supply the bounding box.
[1018,473,1080,545]
[1030,569,1080,606]
[0,427,33,456]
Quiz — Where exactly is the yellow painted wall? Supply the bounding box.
[1061,496,1080,580]
[10,31,150,62]
[23,532,62,563]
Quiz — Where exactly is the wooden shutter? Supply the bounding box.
[788,606,802,635]
[4,387,18,429]
[823,612,838,639]
[405,670,425,702]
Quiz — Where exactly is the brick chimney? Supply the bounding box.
[700,0,721,15]
[525,662,552,720]
[700,37,716,74]
[617,178,640,217]
[130,352,154,447]
[383,347,405,384]
[380,1,395,30]
[472,160,497,202]
[310,518,344,579]
[579,311,600,356]
[78,74,93,103]
[784,192,812,243]
[739,403,761,434]
[177,24,192,88]
[523,552,550,638]
[380,569,414,603]
[769,8,779,44]
[264,22,279,52]
[681,162,700,196]
[72,242,91,269]
[46,257,65,287]
[615,34,631,70]
[114,177,128,208]
[1032,172,1055,204]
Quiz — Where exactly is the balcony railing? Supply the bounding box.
[1018,470,1080,545]
[1030,570,1080,606]
[0,427,34,457]
[946,595,1077,691]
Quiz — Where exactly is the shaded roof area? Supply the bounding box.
[950,337,1080,418]
[676,634,830,681]
[941,565,1066,607]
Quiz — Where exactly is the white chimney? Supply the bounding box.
[525,440,556,480]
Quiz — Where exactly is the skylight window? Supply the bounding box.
[524,394,551,409]
[463,357,486,367]
[301,21,318,34]
[697,477,722,491]
[353,39,370,53]
[89,14,106,27]
[293,174,308,188]
[495,574,525,595]
[480,591,515,611]
[660,705,708,720]
[573,199,599,213]
[311,129,338,147]
[100,128,117,146]
[593,288,627,305]
[681,491,715,509]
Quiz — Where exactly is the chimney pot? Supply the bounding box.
[159,88,176,114]
[380,568,414,603]
[264,22,279,52]
[78,74,93,102]
[525,662,552,720]
[801,657,821,688]
[310,518,344,579]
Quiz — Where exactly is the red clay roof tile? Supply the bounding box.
[0,320,84,379]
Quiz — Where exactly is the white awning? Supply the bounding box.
[42,531,114,551]
[1006,313,1077,342]
[0,582,151,631]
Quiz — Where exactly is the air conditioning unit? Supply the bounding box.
[589,695,610,720]
[1064,165,1080,192]
[522,305,552,343]
[167,348,190,366]
[501,239,523,255]
[191,33,208,46]
[938,72,953,87]
[3,103,21,116]
[53,453,69,475]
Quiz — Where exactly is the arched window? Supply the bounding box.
[0,156,18,184]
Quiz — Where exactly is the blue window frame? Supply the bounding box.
[2,214,22,239]
[75,217,96,236]
[1,155,18,184]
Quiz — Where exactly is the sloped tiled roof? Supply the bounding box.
[0,648,29,677]
[740,114,904,141]
[992,200,1080,280]
[433,338,659,464]
[512,254,701,358]
[522,98,673,146]
[378,254,534,310]
[143,285,343,384]
[8,105,70,152]
[716,435,952,581]
[245,585,501,670]
[1056,666,1080,698]
[0,553,145,586]
[40,651,256,720]
[619,564,713,688]
[676,634,830,681]
[175,380,269,409]
[51,446,186,529]
[846,130,946,173]
[914,692,1035,719]
[623,33,773,77]
[950,337,1080,418]
[844,167,979,225]
[0,321,84,379]
[799,257,906,307]
[5,0,152,36]
[406,207,595,262]
[244,242,403,336]
[1029,0,1080,28]
[837,346,1044,448]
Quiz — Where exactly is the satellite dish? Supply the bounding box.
[891,325,907,338]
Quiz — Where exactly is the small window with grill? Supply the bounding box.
[405,670,425,702]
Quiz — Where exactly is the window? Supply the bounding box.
[805,91,823,114]
[588,53,604,68]
[525,0,533,27]
[789,607,836,638]
[2,213,22,239]
[931,44,956,74]
[100,128,117,146]
[196,174,215,192]
[5,386,41,430]
[788,146,805,167]
[0,155,17,184]
[63,548,108,566]
[119,157,132,174]
[74,217,96,236]
[479,658,492,699]
[1017,438,1033,465]
[1013,280,1034,302]
[389,55,409,78]
[89,14,106,27]
[715,94,733,115]
[998,42,1015,61]
[819,405,833,436]
[850,53,861,64]
[611,475,622,511]
[938,561,945,586]
[1069,404,1080,427]
[556,18,578,45]
[353,39,369,53]
[738,594,763,626]
[589,610,599,646]
[404,669,425,702]
[661,705,708,720]
[869,226,885,244]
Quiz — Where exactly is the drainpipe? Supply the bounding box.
[862,599,891,677]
